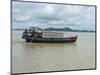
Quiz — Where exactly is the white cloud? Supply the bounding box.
[13,14,31,21]
[42,5,55,16]
[64,5,81,14]
[12,1,95,30]
[12,8,21,13]
[49,20,65,25]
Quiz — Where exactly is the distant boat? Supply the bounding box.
[22,27,77,43]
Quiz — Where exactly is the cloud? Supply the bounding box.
[42,5,54,16]
[12,8,21,13]
[12,1,95,31]
[14,15,31,22]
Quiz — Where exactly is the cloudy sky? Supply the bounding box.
[12,1,96,31]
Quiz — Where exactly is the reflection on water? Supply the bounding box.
[23,43,77,49]
[12,31,95,73]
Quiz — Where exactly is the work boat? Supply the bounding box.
[22,27,77,43]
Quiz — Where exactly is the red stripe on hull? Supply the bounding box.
[25,35,77,43]
[31,37,77,43]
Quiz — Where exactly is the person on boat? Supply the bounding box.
[23,29,28,35]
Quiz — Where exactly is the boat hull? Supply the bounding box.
[22,35,77,43]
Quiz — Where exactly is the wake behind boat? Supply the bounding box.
[22,27,77,43]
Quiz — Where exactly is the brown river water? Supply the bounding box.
[12,30,96,74]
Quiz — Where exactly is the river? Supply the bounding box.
[12,30,96,74]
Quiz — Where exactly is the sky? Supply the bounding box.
[12,1,96,31]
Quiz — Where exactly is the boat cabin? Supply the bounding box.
[23,27,42,38]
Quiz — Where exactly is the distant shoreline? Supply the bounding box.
[12,27,95,32]
[12,29,95,33]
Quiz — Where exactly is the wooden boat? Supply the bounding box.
[22,28,77,43]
